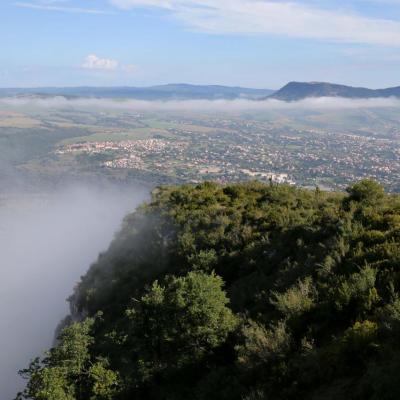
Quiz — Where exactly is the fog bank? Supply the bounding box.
[1,95,400,111]
[0,184,147,399]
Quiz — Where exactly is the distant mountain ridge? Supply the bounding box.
[0,84,274,100]
[2,82,399,102]
[270,81,400,101]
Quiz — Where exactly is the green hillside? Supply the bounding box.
[17,180,400,400]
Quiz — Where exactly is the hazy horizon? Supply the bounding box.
[0,80,400,91]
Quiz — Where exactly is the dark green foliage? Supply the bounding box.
[346,179,385,204]
[17,319,119,400]
[18,180,400,399]
[119,271,237,391]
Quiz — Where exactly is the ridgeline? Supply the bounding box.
[17,180,400,400]
[269,81,400,101]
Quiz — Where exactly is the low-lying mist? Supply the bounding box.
[1,95,400,111]
[0,183,148,399]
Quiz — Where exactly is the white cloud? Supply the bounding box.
[82,54,119,71]
[81,54,137,73]
[109,0,400,46]
[14,1,112,14]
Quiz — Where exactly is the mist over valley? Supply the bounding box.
[0,183,147,398]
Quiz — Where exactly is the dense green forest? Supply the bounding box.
[17,180,400,399]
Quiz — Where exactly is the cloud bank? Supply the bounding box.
[2,96,400,112]
[0,184,147,399]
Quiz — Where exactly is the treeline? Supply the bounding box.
[17,180,400,399]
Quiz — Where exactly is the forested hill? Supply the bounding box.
[270,81,400,101]
[18,180,400,400]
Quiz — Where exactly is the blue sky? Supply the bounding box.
[1,0,400,88]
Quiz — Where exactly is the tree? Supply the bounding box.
[16,319,119,400]
[346,180,385,204]
[123,271,238,382]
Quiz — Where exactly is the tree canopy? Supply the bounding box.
[17,180,400,399]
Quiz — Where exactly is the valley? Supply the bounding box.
[1,99,399,193]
